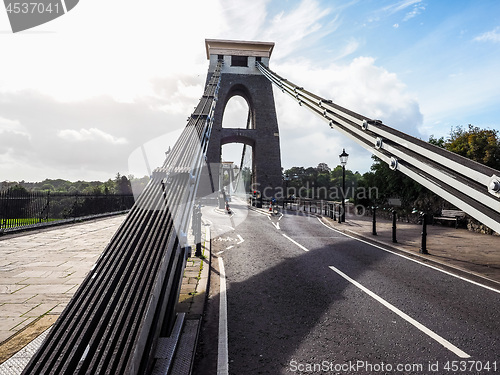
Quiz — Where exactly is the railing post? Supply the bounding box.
[420,213,428,254]
[194,202,202,257]
[46,191,50,221]
[392,209,397,243]
[372,206,377,235]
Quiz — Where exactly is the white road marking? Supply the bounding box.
[282,233,308,252]
[272,222,280,230]
[217,257,229,375]
[281,232,470,359]
[317,217,500,294]
[328,265,470,359]
[236,234,244,244]
[226,246,234,250]
[215,251,224,255]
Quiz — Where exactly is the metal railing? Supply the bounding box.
[0,189,134,232]
[257,61,500,233]
[21,61,222,375]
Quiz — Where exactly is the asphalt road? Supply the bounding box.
[194,204,500,375]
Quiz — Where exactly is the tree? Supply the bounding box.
[445,124,500,170]
[316,163,331,173]
[116,175,133,195]
[358,156,433,212]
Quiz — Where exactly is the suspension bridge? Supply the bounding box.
[20,39,500,374]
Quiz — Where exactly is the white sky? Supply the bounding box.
[1,0,499,182]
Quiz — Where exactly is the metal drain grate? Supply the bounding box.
[169,319,200,375]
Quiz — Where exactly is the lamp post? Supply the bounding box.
[339,148,349,223]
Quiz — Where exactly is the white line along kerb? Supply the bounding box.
[217,258,229,375]
[317,217,500,294]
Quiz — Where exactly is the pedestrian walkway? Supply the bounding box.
[321,213,500,287]
[0,214,210,373]
[0,215,126,368]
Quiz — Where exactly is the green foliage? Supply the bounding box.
[283,163,362,200]
[358,156,432,212]
[1,173,147,194]
[359,124,500,214]
[445,124,500,170]
[282,124,498,215]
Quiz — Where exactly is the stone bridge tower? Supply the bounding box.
[204,39,282,197]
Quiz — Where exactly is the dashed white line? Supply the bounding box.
[328,265,470,358]
[282,233,308,252]
[217,257,229,375]
[281,232,470,359]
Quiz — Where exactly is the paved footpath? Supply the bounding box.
[0,215,126,363]
[0,213,209,373]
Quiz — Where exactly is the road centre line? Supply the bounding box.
[328,265,470,358]
[316,217,500,294]
[217,257,229,375]
[281,233,470,359]
[282,233,308,252]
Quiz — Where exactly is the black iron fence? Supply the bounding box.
[0,188,135,231]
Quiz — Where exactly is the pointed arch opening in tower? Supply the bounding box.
[221,143,253,196]
[221,95,253,129]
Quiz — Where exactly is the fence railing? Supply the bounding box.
[0,188,134,231]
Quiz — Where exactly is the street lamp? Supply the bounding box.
[339,148,349,223]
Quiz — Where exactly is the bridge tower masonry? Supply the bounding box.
[204,39,283,197]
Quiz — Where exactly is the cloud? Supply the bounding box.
[370,0,425,23]
[261,0,335,60]
[0,0,427,182]
[270,56,423,172]
[382,0,423,15]
[58,128,128,145]
[0,90,186,181]
[275,56,422,133]
[402,4,425,21]
[474,27,500,43]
